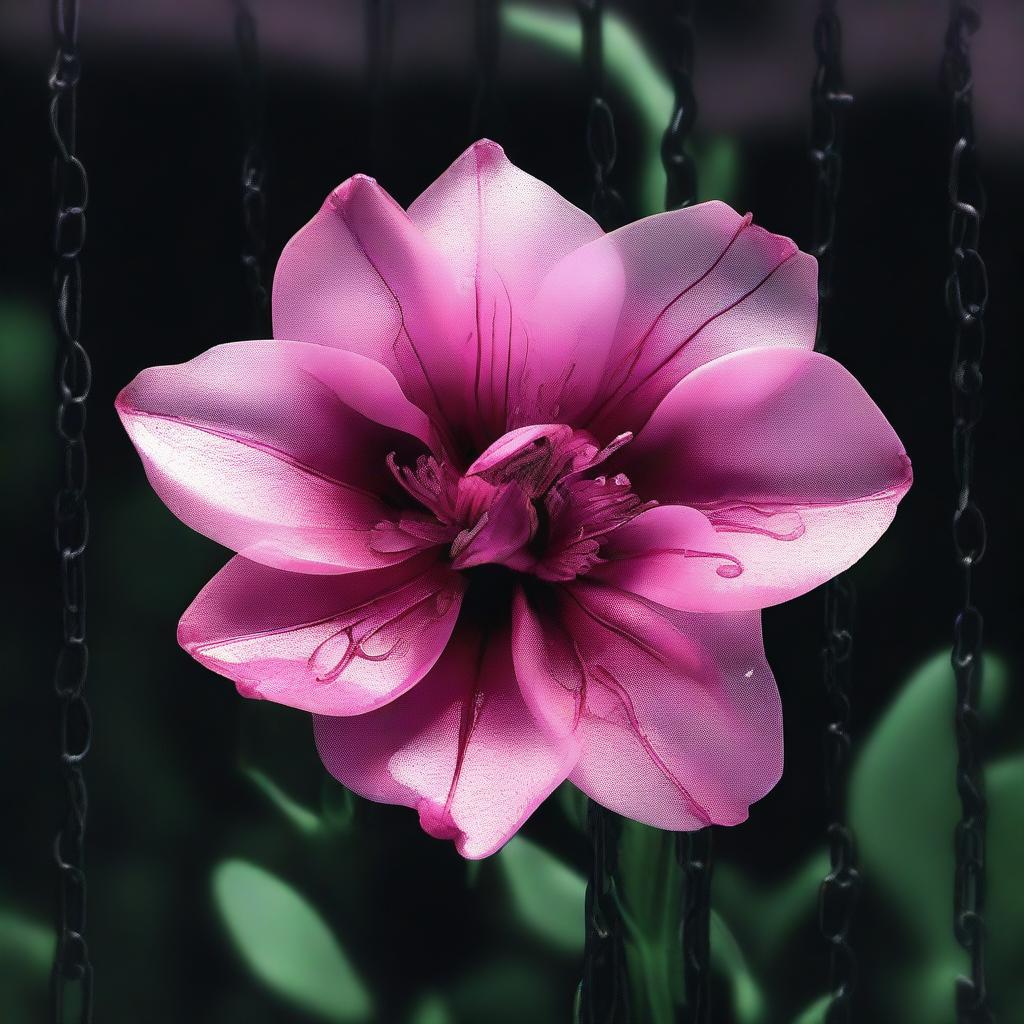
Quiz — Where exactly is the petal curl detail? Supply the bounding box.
[582,201,817,438]
[315,622,578,858]
[513,582,782,829]
[178,554,464,716]
[409,140,607,444]
[623,347,912,607]
[116,341,433,573]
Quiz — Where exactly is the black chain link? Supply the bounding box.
[661,0,698,210]
[49,0,94,1020]
[679,827,713,1024]
[809,5,860,1023]
[471,0,500,140]
[232,0,269,331]
[580,798,629,1024]
[810,0,854,355]
[577,0,625,232]
[941,5,992,1022]
[576,4,627,1021]
[659,8,713,1021]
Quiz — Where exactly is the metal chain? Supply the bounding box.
[678,827,713,1024]
[49,0,94,1020]
[232,0,269,331]
[580,798,629,1024]
[941,5,992,1022]
[661,0,698,210]
[576,4,627,1021]
[809,5,860,1023]
[471,0,500,139]
[577,0,625,232]
[659,7,714,1021]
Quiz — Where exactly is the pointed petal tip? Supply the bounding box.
[467,137,506,158]
[326,172,398,214]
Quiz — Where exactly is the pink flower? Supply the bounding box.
[117,141,911,858]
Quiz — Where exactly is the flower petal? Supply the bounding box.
[522,232,625,426]
[624,347,912,608]
[116,340,433,574]
[409,139,603,314]
[589,504,749,612]
[583,201,817,438]
[514,582,781,829]
[272,174,469,445]
[314,622,579,858]
[178,554,464,716]
[408,139,607,442]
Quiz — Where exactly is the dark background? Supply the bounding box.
[2,2,1022,1022]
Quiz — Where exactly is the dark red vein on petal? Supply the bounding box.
[584,215,753,427]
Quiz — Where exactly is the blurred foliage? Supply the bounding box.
[212,859,373,1023]
[242,765,322,836]
[407,993,456,1024]
[498,836,586,954]
[0,911,53,1024]
[504,4,740,213]
[850,651,1010,1024]
[0,302,51,411]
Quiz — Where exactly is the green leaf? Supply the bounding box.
[791,994,830,1024]
[0,911,55,1024]
[557,781,589,833]
[711,911,766,1024]
[850,650,1008,952]
[243,765,321,835]
[714,851,828,966]
[320,775,357,833]
[498,835,585,953]
[849,650,1009,1023]
[987,754,1024,1013]
[503,4,739,214]
[0,303,52,410]
[407,993,455,1024]
[212,859,373,1023]
[0,911,53,973]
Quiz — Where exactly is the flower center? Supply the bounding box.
[387,424,653,581]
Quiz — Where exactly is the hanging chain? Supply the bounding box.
[678,828,713,1024]
[661,0,698,210]
[49,0,94,1021]
[471,0,500,139]
[660,7,714,1021]
[942,4,992,1022]
[576,4,627,1021]
[810,0,854,355]
[580,798,629,1024]
[809,5,860,1024]
[577,0,625,232]
[232,0,269,331]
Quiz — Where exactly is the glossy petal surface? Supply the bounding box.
[513,582,782,829]
[409,140,606,443]
[116,341,432,573]
[624,347,913,609]
[583,201,817,438]
[273,174,469,444]
[315,624,578,858]
[179,554,464,715]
